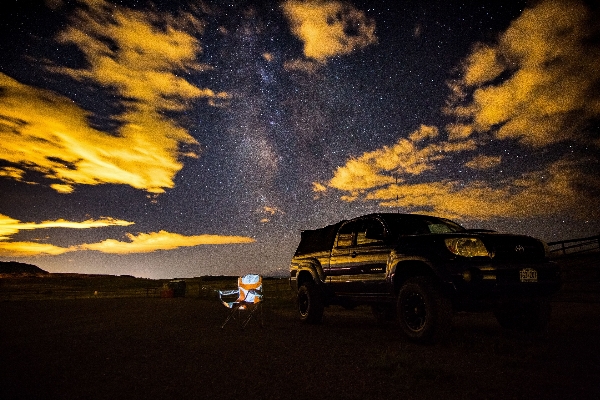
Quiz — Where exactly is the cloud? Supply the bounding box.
[1,73,190,193]
[0,0,227,193]
[320,125,598,220]
[0,167,26,181]
[0,214,255,257]
[0,214,133,257]
[283,58,321,74]
[324,125,476,195]
[446,0,600,147]
[0,214,134,240]
[0,241,75,257]
[365,159,597,220]
[78,231,255,254]
[464,155,502,170]
[316,0,600,223]
[281,0,377,62]
[257,206,285,224]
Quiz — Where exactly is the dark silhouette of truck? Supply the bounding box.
[289,213,561,342]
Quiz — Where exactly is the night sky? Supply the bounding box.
[1,0,599,278]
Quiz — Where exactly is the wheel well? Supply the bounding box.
[392,261,438,294]
[296,270,315,289]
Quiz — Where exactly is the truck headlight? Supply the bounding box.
[445,238,490,257]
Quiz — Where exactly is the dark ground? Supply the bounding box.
[1,296,599,400]
[1,251,599,400]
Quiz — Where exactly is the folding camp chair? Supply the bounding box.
[218,274,263,328]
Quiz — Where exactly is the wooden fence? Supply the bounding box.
[548,235,600,256]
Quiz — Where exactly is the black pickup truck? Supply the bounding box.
[289,213,561,342]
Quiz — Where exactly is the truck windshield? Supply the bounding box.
[427,219,465,233]
[382,215,466,236]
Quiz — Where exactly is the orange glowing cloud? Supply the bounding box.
[316,0,600,222]
[0,167,26,181]
[464,155,502,170]
[446,0,600,147]
[0,241,75,257]
[283,58,321,74]
[0,214,134,240]
[78,231,255,254]
[0,0,227,193]
[323,125,476,195]
[282,0,377,62]
[0,213,255,257]
[328,158,598,220]
[257,206,285,224]
[0,214,134,257]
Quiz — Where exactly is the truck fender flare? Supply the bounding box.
[297,259,326,285]
[389,257,444,283]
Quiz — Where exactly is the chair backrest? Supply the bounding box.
[238,274,262,303]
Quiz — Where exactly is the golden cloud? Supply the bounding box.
[0,214,133,257]
[465,155,502,170]
[312,182,327,192]
[257,206,285,223]
[446,0,600,147]
[0,241,75,257]
[0,214,134,240]
[0,0,226,193]
[281,0,377,62]
[319,1,599,222]
[344,159,596,220]
[283,58,321,74]
[0,213,255,257]
[262,206,284,216]
[0,167,26,181]
[327,125,475,194]
[78,231,255,254]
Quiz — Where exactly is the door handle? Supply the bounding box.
[351,251,357,258]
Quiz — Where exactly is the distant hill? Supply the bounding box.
[0,261,48,275]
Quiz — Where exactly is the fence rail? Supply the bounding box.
[548,235,600,256]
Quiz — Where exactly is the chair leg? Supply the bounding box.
[221,307,238,328]
[243,304,263,328]
[222,304,263,329]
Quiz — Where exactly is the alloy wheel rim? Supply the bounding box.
[402,292,426,331]
[299,291,309,316]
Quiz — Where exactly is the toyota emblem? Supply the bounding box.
[515,245,525,253]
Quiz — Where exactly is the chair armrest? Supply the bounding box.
[218,289,239,297]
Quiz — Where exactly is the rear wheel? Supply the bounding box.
[297,281,324,324]
[397,277,452,343]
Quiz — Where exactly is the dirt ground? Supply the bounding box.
[1,296,599,400]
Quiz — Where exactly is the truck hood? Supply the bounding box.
[473,232,547,262]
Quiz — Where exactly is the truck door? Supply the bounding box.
[353,217,389,294]
[328,217,389,295]
[328,219,361,294]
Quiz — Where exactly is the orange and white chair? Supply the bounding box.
[218,274,264,328]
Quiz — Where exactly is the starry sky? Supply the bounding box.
[1,0,599,278]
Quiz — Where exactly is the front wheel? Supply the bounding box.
[297,281,324,324]
[397,277,452,343]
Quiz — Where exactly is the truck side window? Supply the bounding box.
[335,221,358,247]
[357,219,385,245]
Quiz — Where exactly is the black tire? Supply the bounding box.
[494,299,551,332]
[297,281,324,324]
[397,277,452,343]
